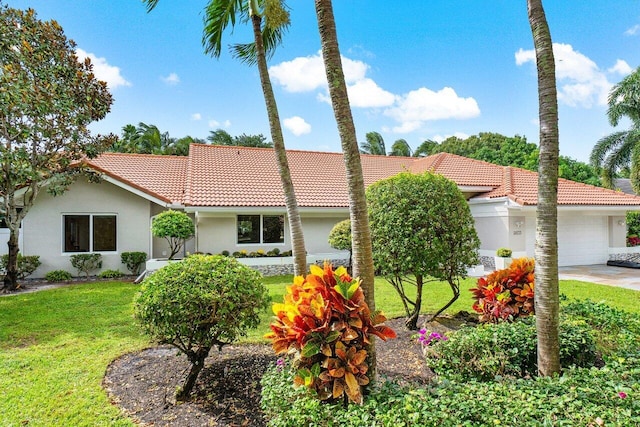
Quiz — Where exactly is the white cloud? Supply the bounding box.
[608,59,633,76]
[269,52,327,92]
[347,78,396,108]
[223,120,231,128]
[384,87,480,133]
[516,43,614,107]
[76,48,131,89]
[191,113,202,121]
[625,24,640,36]
[432,132,470,143]
[283,116,311,136]
[161,72,180,85]
[208,119,220,128]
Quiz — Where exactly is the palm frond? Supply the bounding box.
[231,19,287,65]
[202,0,247,59]
[607,66,640,127]
[590,131,629,167]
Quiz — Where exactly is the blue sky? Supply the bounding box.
[7,1,640,162]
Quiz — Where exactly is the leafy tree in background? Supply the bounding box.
[590,67,640,193]
[328,219,352,269]
[207,128,273,148]
[527,0,561,377]
[389,139,412,157]
[314,0,378,379]
[367,172,480,330]
[111,123,205,155]
[0,5,114,292]
[359,131,386,155]
[413,139,438,157]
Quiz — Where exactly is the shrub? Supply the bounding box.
[69,253,102,277]
[98,269,123,279]
[264,262,396,404]
[134,254,268,401]
[367,172,480,328]
[627,235,640,247]
[151,210,194,260]
[0,254,41,279]
[470,257,535,323]
[328,219,351,252]
[45,270,72,282]
[221,250,230,256]
[423,317,596,381]
[496,247,512,257]
[120,251,147,275]
[627,211,640,237]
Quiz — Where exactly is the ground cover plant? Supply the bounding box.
[1,276,638,425]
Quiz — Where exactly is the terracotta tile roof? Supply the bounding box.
[88,147,640,208]
[84,152,187,204]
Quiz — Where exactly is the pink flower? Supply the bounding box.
[618,391,627,399]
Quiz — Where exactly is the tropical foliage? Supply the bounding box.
[134,254,268,400]
[367,172,480,329]
[590,67,640,193]
[264,263,396,404]
[207,129,273,148]
[471,257,535,323]
[110,122,206,155]
[0,5,114,291]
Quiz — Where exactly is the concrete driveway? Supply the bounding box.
[559,265,640,291]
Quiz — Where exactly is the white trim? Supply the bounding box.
[186,206,348,215]
[609,246,640,255]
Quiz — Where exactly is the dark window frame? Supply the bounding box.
[63,214,117,253]
[236,214,285,245]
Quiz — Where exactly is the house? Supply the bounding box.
[5,144,640,278]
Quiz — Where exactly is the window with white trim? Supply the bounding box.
[237,215,284,244]
[63,214,117,252]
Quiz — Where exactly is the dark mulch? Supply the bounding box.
[103,314,475,427]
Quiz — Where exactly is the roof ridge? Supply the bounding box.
[504,166,513,194]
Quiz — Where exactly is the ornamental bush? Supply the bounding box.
[134,254,268,401]
[0,254,41,279]
[120,251,147,275]
[45,270,72,282]
[470,257,535,323]
[151,210,194,260]
[70,253,102,277]
[424,316,596,381]
[627,211,640,237]
[98,269,123,279]
[264,263,396,405]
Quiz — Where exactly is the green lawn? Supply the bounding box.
[1,276,638,426]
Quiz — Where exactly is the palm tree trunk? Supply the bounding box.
[527,0,561,376]
[314,0,377,378]
[250,13,307,276]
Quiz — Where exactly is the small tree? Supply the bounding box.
[120,251,147,275]
[367,172,480,329]
[151,210,194,259]
[0,5,114,292]
[328,219,352,270]
[134,255,269,401]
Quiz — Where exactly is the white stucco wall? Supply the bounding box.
[22,179,153,278]
[301,214,349,253]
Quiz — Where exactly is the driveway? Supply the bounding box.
[559,265,640,291]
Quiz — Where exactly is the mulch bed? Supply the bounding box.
[103,314,475,427]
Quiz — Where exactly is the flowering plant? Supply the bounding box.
[264,262,396,404]
[627,235,640,247]
[470,257,535,323]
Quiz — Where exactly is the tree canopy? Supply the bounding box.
[0,5,114,291]
[207,129,273,148]
[367,172,480,329]
[110,122,205,156]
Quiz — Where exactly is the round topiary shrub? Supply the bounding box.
[133,254,269,401]
[151,210,195,260]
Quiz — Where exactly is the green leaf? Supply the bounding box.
[301,341,321,358]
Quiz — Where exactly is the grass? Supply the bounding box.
[1,275,638,425]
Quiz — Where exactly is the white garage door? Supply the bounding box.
[525,215,609,266]
[557,216,608,266]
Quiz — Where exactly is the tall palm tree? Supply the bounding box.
[359,131,386,155]
[131,122,167,154]
[314,0,377,376]
[590,68,640,193]
[527,0,561,376]
[413,139,437,157]
[145,0,307,276]
[389,139,412,157]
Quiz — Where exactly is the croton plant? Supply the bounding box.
[470,257,535,323]
[265,262,396,404]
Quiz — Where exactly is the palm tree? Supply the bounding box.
[413,139,437,157]
[314,0,377,377]
[389,139,412,157]
[527,0,561,376]
[145,0,307,276]
[130,122,168,154]
[359,131,386,155]
[590,68,640,193]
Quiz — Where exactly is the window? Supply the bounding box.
[64,214,117,252]
[237,215,284,244]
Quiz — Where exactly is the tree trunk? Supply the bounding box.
[404,275,423,330]
[251,14,307,277]
[176,346,211,401]
[314,0,377,379]
[2,227,20,292]
[527,0,561,376]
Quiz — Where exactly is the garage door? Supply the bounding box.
[557,216,608,266]
[525,215,609,266]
